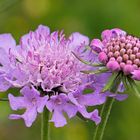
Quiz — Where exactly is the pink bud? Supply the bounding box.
[123,64,134,75]
[98,52,108,64]
[90,39,103,53]
[132,70,140,80]
[106,60,120,71]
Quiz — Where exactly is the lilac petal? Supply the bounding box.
[5,69,29,88]
[93,72,111,89]
[37,96,49,113]
[46,100,55,112]
[9,114,22,120]
[22,107,37,127]
[112,94,128,101]
[79,93,106,106]
[0,48,10,66]
[63,103,77,118]
[50,109,67,127]
[91,109,101,125]
[20,25,50,49]
[69,32,89,49]
[0,34,16,52]
[9,107,37,127]
[78,106,101,124]
[105,92,128,101]
[90,39,103,53]
[78,106,91,118]
[35,25,50,36]
[118,82,125,92]
[68,93,82,107]
[8,94,26,110]
[20,86,40,100]
[0,76,11,92]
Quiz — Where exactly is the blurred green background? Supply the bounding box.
[0,0,140,140]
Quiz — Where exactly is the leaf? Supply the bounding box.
[81,67,108,74]
[127,78,140,99]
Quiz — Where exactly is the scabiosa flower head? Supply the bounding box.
[90,28,140,80]
[0,25,110,127]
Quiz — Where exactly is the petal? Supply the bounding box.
[35,25,50,36]
[90,39,103,53]
[22,107,37,127]
[79,93,106,106]
[0,34,16,52]
[8,94,26,110]
[109,94,128,101]
[91,109,101,125]
[5,68,29,88]
[63,103,77,118]
[50,109,67,127]
[68,93,82,107]
[46,100,55,112]
[78,106,101,124]
[118,82,125,92]
[9,107,37,127]
[69,32,92,62]
[37,96,49,113]
[20,86,40,99]
[0,76,11,92]
[93,72,111,89]
[0,48,10,66]
[46,95,60,112]
[9,114,21,120]
[69,32,89,49]
[104,92,128,101]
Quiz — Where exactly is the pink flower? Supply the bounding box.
[0,25,107,127]
[90,28,140,81]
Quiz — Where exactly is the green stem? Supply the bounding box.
[93,98,115,140]
[93,73,121,140]
[41,107,50,140]
[0,98,9,101]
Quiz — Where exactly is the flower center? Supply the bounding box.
[100,35,140,74]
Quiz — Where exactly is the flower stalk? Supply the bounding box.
[41,108,50,140]
[93,72,122,140]
[0,98,9,101]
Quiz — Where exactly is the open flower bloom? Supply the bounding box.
[90,28,140,80]
[0,25,120,127]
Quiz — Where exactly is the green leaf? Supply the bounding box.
[81,67,108,74]
[128,79,140,99]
